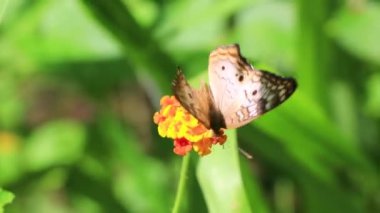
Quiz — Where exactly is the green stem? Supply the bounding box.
[172,154,191,213]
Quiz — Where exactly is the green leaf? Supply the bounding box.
[327,3,380,64]
[81,0,178,93]
[157,0,251,51]
[197,130,252,213]
[23,120,86,171]
[96,114,171,213]
[0,188,15,213]
[2,0,121,63]
[365,73,380,117]
[235,1,295,71]
[253,89,373,179]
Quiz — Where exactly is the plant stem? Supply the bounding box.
[172,154,191,213]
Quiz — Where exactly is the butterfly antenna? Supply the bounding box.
[238,147,253,160]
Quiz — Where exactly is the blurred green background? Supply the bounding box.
[1,0,380,212]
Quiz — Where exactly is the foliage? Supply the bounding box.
[0,188,14,213]
[0,0,379,212]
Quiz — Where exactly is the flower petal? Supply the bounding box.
[153,96,227,156]
[173,138,193,156]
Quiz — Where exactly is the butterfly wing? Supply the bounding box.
[172,69,213,129]
[208,44,297,129]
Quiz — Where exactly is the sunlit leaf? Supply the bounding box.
[157,0,251,51]
[23,120,86,171]
[0,188,15,213]
[235,1,295,72]
[197,131,252,213]
[2,0,121,63]
[327,3,380,64]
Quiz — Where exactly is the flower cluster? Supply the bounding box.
[153,96,226,156]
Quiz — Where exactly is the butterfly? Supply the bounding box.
[172,44,297,135]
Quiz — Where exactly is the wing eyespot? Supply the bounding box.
[221,66,225,71]
[252,90,257,96]
[238,75,244,82]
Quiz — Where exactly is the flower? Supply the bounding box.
[153,96,227,156]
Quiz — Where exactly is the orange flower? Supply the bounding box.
[173,138,192,156]
[153,96,227,156]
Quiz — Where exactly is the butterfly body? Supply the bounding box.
[173,44,297,134]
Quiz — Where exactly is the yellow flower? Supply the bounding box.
[153,96,227,156]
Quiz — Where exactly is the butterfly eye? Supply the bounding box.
[238,75,244,82]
